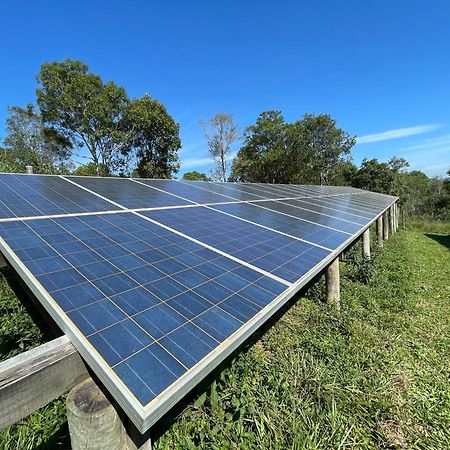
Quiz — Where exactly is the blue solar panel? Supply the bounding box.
[0,174,397,432]
[134,179,237,204]
[245,200,363,234]
[0,212,287,407]
[280,198,369,225]
[208,203,351,249]
[143,207,331,283]
[0,174,114,218]
[66,176,193,209]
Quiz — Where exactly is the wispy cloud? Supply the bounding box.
[181,152,237,171]
[181,157,211,169]
[356,124,442,144]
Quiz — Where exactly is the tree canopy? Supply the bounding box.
[35,58,180,177]
[230,111,355,185]
[201,113,239,182]
[182,171,212,181]
[3,104,72,174]
[124,95,180,178]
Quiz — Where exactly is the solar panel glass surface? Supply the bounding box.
[0,174,114,218]
[66,177,193,209]
[0,212,287,406]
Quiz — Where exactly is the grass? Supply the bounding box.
[0,221,449,449]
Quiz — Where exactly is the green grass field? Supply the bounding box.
[0,222,449,449]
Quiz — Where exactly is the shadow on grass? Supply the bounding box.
[34,423,70,450]
[0,265,60,341]
[425,233,450,250]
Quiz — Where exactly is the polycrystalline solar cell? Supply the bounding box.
[0,174,114,219]
[0,212,287,407]
[249,183,317,199]
[134,179,236,204]
[313,195,385,216]
[66,177,193,209]
[180,181,268,202]
[249,200,363,234]
[280,199,368,225]
[208,202,350,249]
[144,207,331,283]
[221,183,294,199]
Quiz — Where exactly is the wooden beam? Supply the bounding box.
[0,336,89,430]
[326,258,340,310]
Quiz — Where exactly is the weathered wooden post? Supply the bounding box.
[377,216,383,247]
[395,202,399,231]
[362,228,370,259]
[326,258,340,310]
[383,211,389,241]
[25,165,33,174]
[66,378,151,450]
[390,205,395,233]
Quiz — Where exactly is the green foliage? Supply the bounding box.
[182,171,212,181]
[230,111,355,185]
[36,59,131,175]
[72,162,108,177]
[3,104,72,174]
[123,95,181,178]
[352,157,449,220]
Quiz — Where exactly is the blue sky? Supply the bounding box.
[0,1,449,177]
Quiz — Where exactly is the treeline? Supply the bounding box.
[1,59,449,220]
[1,59,180,178]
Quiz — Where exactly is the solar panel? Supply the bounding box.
[66,176,193,209]
[0,174,115,219]
[0,173,398,432]
[143,207,331,283]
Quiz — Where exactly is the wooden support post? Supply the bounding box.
[0,252,7,268]
[362,228,370,259]
[395,202,399,231]
[326,258,340,310]
[383,211,389,241]
[67,378,151,450]
[377,216,383,247]
[390,205,395,233]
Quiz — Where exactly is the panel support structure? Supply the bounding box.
[383,211,389,241]
[362,228,370,259]
[67,378,152,450]
[377,216,383,247]
[326,258,340,310]
[390,205,395,233]
[0,336,88,431]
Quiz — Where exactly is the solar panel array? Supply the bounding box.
[0,174,397,432]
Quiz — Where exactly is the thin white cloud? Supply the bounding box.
[181,152,237,171]
[181,157,211,169]
[356,124,442,144]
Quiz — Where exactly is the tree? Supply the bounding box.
[72,162,108,176]
[200,113,239,182]
[182,171,211,181]
[3,104,72,173]
[231,111,291,183]
[123,95,180,178]
[298,114,355,185]
[351,158,395,194]
[231,111,355,184]
[36,59,130,176]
